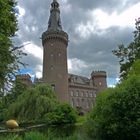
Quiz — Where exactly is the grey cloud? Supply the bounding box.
[16,0,135,80]
[21,53,42,73]
[68,26,133,77]
[67,0,140,13]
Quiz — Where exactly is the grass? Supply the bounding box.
[0,131,88,140]
[76,115,87,126]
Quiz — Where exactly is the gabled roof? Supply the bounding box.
[68,73,90,85]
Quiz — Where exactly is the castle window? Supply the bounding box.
[70,91,74,96]
[89,92,92,97]
[71,98,74,107]
[82,98,84,107]
[58,53,61,56]
[76,91,79,96]
[86,91,88,97]
[51,84,55,91]
[87,99,91,108]
[76,98,80,107]
[81,91,84,97]
[50,65,54,70]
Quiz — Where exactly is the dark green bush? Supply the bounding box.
[87,75,140,140]
[44,103,77,125]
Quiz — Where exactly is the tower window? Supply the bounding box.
[51,84,55,91]
[58,53,61,56]
[50,65,54,70]
[86,91,89,97]
[81,91,84,97]
[70,91,74,96]
[76,91,79,96]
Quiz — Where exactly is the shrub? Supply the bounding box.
[44,103,77,125]
[87,75,140,140]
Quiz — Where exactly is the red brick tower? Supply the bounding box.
[91,71,107,93]
[42,0,69,102]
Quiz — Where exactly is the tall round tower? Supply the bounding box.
[42,0,69,102]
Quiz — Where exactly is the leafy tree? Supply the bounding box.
[0,0,26,94]
[5,84,58,123]
[113,18,140,80]
[87,66,140,139]
[4,84,77,125]
[128,59,140,77]
[0,78,28,121]
[44,103,77,125]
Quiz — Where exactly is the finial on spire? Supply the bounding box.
[47,0,62,31]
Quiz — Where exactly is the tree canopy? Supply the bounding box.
[3,84,77,124]
[0,0,25,93]
[113,18,140,80]
[87,50,140,140]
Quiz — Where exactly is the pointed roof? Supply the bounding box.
[47,0,62,31]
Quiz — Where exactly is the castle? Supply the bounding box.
[18,0,107,112]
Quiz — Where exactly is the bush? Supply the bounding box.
[5,84,58,123]
[44,103,77,125]
[87,75,140,140]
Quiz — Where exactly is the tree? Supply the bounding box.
[4,84,77,125]
[0,0,25,94]
[113,18,140,80]
[5,84,58,123]
[87,62,140,140]
[44,103,77,125]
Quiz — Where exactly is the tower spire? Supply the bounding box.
[48,0,62,31]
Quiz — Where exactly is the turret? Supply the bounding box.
[91,71,107,93]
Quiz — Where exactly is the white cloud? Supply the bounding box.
[23,42,43,60]
[91,2,140,29]
[36,71,42,78]
[16,6,25,18]
[75,2,140,39]
[68,58,90,74]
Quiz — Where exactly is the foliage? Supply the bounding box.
[4,84,76,125]
[0,131,88,140]
[24,131,46,140]
[5,84,58,123]
[0,134,22,140]
[0,0,26,94]
[76,115,87,126]
[87,74,140,140]
[113,18,140,80]
[0,80,27,121]
[0,0,17,90]
[128,59,140,77]
[44,103,77,125]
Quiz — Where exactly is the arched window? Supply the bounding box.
[71,98,74,107]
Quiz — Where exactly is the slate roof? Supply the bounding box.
[68,74,90,85]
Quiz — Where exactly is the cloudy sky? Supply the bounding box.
[15,0,140,87]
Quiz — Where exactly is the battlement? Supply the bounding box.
[42,30,68,46]
[16,74,31,79]
[91,71,106,77]
[16,74,32,86]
